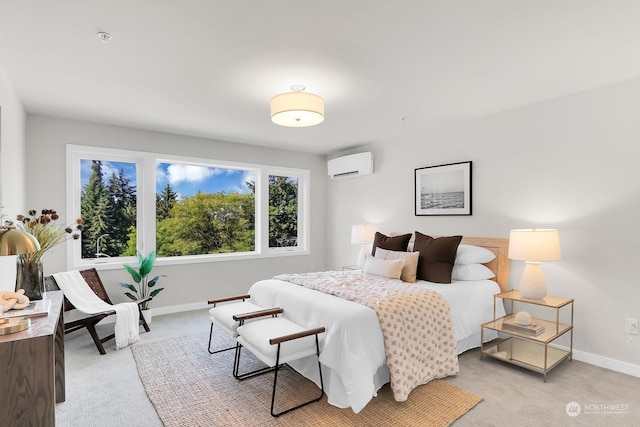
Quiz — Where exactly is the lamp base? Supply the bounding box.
[356,246,369,269]
[518,261,547,299]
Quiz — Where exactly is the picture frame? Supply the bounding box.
[414,161,472,216]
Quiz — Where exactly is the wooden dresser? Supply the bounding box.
[0,291,65,427]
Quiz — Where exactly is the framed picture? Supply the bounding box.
[414,161,472,216]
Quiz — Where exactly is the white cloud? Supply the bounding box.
[167,164,216,184]
[234,170,256,194]
[156,163,167,183]
[101,162,120,180]
[243,170,256,184]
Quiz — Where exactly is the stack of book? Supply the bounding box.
[502,317,545,336]
[0,299,51,320]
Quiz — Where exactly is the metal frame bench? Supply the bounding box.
[233,310,325,417]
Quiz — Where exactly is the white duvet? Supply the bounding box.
[248,276,505,413]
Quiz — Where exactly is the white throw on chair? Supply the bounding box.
[52,270,141,351]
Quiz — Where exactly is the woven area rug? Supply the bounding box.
[131,329,482,427]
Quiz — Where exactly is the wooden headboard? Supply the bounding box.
[460,237,510,292]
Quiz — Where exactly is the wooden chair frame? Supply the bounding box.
[45,268,151,355]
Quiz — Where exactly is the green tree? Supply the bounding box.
[122,226,137,257]
[156,183,177,221]
[81,161,111,258]
[268,176,298,247]
[156,192,254,256]
[107,169,137,256]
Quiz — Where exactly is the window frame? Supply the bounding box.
[66,145,310,270]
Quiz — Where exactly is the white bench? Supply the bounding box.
[233,311,326,417]
[207,294,279,354]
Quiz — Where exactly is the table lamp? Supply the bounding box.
[0,225,40,256]
[351,225,376,268]
[508,229,561,299]
[0,220,40,334]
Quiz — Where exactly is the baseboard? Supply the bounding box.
[95,301,209,325]
[549,343,640,378]
[151,301,209,316]
[572,348,640,378]
[105,301,640,379]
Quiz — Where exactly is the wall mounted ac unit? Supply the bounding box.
[327,152,374,179]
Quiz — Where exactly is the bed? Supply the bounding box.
[248,236,509,413]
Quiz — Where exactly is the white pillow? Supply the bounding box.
[452,263,496,281]
[455,245,496,264]
[363,257,405,279]
[374,248,419,283]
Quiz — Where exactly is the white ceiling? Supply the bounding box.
[2,1,640,155]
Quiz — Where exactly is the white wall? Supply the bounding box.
[25,115,327,309]
[0,66,27,291]
[327,77,640,373]
[15,75,640,374]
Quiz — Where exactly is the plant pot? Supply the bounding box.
[142,308,152,325]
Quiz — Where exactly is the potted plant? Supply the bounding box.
[13,209,83,300]
[119,251,165,321]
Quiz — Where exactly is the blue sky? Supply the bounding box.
[156,163,255,198]
[80,160,255,198]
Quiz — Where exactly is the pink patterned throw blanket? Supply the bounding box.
[274,271,459,401]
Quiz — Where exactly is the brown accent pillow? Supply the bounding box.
[371,232,412,256]
[413,232,463,283]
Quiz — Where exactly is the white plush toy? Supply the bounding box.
[0,289,31,311]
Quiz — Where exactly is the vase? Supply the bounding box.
[16,256,44,300]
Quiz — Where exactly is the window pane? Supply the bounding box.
[269,175,298,248]
[156,162,256,256]
[80,159,137,259]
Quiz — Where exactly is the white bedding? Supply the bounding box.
[248,276,504,413]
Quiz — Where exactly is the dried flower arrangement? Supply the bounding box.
[15,209,83,260]
[13,209,84,299]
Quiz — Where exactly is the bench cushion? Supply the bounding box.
[237,317,319,367]
[209,301,262,338]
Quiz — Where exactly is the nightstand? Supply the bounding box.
[480,290,574,382]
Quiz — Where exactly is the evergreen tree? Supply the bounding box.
[107,169,137,255]
[80,161,110,258]
[268,176,298,247]
[156,183,178,221]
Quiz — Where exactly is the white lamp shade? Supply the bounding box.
[351,225,376,245]
[508,229,561,262]
[271,91,324,127]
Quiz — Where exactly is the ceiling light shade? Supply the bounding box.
[0,227,41,256]
[271,86,324,127]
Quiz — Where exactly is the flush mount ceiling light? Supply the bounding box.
[271,85,324,127]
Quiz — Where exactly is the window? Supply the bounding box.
[155,162,256,257]
[67,145,309,268]
[78,157,140,260]
[269,175,298,248]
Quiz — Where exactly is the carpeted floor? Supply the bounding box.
[131,329,482,426]
[55,309,640,426]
